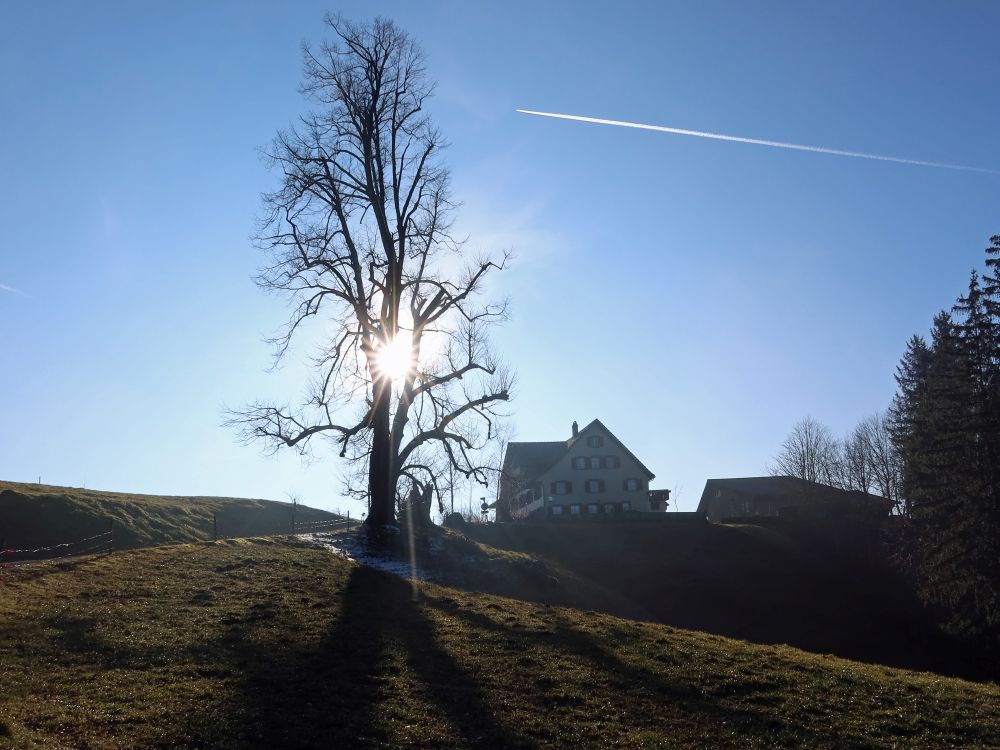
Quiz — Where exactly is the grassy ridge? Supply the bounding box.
[0,538,997,749]
[0,480,341,553]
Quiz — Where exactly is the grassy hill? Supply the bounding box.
[0,480,342,555]
[451,520,982,679]
[0,537,997,749]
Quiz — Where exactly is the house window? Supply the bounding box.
[587,503,599,514]
[572,456,587,470]
[550,505,563,516]
[624,478,640,491]
[551,480,572,495]
[586,435,604,448]
[585,479,605,494]
[588,456,601,470]
[622,501,631,512]
[602,455,620,469]
[604,503,617,513]
[570,504,581,515]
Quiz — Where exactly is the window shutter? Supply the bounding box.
[550,482,557,495]
[567,481,573,493]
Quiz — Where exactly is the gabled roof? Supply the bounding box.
[501,418,655,486]
[572,419,655,480]
[697,476,890,513]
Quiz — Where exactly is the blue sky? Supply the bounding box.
[2,1,998,513]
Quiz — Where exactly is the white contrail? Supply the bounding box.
[516,109,999,175]
[0,282,27,297]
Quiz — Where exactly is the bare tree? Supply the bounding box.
[772,413,904,511]
[769,416,842,486]
[841,422,873,493]
[855,411,904,512]
[226,16,513,527]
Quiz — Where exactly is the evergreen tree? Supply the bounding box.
[912,312,979,633]
[890,334,933,520]
[893,243,1000,644]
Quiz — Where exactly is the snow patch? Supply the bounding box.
[301,532,435,581]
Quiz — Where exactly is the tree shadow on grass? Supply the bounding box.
[421,593,849,749]
[219,564,391,749]
[26,561,532,748]
[222,565,534,749]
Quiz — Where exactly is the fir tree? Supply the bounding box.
[893,243,1000,644]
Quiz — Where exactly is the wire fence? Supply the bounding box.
[5,529,111,557]
[0,513,355,584]
[1,527,114,583]
[292,517,353,534]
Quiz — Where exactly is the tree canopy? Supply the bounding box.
[228,16,513,526]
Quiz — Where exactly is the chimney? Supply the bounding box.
[572,420,579,438]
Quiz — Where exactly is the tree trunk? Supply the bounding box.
[419,483,433,525]
[367,376,396,526]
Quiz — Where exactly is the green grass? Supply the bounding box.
[0,480,342,553]
[1,537,997,749]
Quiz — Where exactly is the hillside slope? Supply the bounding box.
[0,480,342,554]
[0,538,996,749]
[457,520,980,678]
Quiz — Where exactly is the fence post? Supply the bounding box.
[291,498,297,535]
[347,510,351,530]
[213,514,217,542]
[107,519,114,555]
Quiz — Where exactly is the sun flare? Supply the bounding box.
[374,332,414,382]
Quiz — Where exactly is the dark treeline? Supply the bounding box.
[771,236,1000,653]
[891,236,1000,647]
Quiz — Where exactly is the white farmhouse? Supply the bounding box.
[495,419,670,521]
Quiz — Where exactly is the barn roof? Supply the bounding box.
[697,476,890,513]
